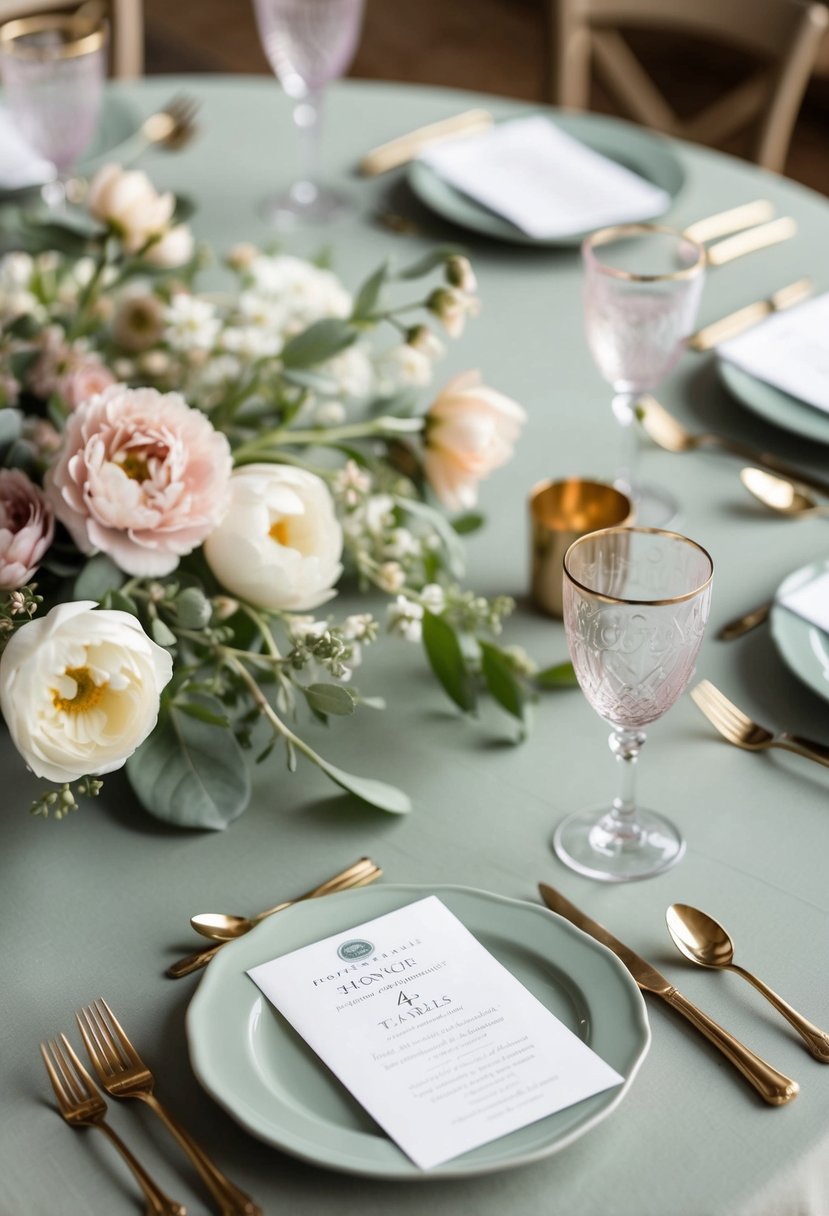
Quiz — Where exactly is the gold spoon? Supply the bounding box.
[717,600,772,641]
[636,397,829,497]
[666,903,829,1062]
[740,467,829,517]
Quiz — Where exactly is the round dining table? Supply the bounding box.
[3,74,829,1216]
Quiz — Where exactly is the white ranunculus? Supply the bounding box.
[204,464,343,611]
[0,601,173,783]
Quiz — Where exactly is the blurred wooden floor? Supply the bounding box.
[143,0,829,196]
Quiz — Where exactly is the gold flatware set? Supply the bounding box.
[691,679,829,768]
[539,882,829,1105]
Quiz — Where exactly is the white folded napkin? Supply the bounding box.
[419,114,671,239]
[0,106,54,190]
[718,292,829,414]
[778,568,829,633]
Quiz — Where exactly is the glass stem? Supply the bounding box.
[608,728,647,840]
[611,390,640,496]
[290,90,323,207]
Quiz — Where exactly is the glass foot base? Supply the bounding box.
[552,806,685,882]
[258,184,354,229]
[616,479,678,529]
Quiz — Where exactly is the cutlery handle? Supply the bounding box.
[661,987,799,1104]
[780,734,829,769]
[359,108,493,174]
[142,1093,262,1216]
[167,942,224,977]
[96,1121,186,1216]
[705,217,796,266]
[731,965,829,1062]
[717,601,771,641]
[716,440,829,499]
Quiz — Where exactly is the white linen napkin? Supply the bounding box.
[419,114,671,239]
[778,568,829,633]
[0,106,53,190]
[718,292,829,414]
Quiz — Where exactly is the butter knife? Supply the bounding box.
[358,109,493,176]
[689,278,813,352]
[705,217,797,267]
[538,883,798,1105]
[684,199,775,245]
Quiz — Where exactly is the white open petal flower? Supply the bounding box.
[204,464,344,612]
[0,601,173,783]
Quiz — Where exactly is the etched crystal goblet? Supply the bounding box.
[582,224,706,527]
[556,526,713,882]
[253,0,365,227]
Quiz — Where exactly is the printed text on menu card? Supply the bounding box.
[247,896,623,1169]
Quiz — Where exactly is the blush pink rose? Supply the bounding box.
[0,469,54,589]
[45,384,233,577]
[423,371,526,511]
[59,358,117,412]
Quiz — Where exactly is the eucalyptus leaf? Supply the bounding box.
[104,588,139,616]
[396,248,458,280]
[452,511,485,535]
[174,700,230,728]
[535,660,579,688]
[0,409,22,448]
[421,610,476,713]
[304,683,357,717]
[480,641,526,722]
[126,700,251,829]
[151,618,177,648]
[281,318,357,369]
[176,586,212,630]
[281,368,339,394]
[72,554,125,603]
[351,261,388,321]
[309,753,411,813]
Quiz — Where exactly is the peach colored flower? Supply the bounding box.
[87,164,176,255]
[58,357,117,412]
[423,371,526,511]
[0,469,54,589]
[45,384,232,577]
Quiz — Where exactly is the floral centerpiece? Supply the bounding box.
[0,166,573,829]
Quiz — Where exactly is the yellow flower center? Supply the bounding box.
[269,518,291,546]
[119,453,150,482]
[53,666,107,714]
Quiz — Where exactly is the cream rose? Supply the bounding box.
[0,601,173,783]
[45,383,233,577]
[204,464,343,611]
[87,164,176,254]
[423,371,526,511]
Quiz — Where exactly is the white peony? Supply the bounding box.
[0,601,173,783]
[204,464,344,611]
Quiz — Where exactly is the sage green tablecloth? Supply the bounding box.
[3,76,829,1216]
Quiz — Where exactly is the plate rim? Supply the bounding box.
[771,557,829,702]
[186,882,650,1180]
[717,358,829,446]
[405,111,686,247]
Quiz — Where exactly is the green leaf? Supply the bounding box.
[104,588,139,616]
[304,683,357,717]
[351,261,388,321]
[480,642,526,722]
[72,554,125,602]
[281,318,357,369]
[151,618,177,648]
[0,409,22,449]
[421,610,477,713]
[396,248,459,280]
[452,511,485,535]
[175,586,212,630]
[174,700,230,728]
[535,660,579,689]
[172,193,196,224]
[281,368,338,394]
[310,753,411,813]
[126,699,251,830]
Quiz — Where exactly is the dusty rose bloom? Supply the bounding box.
[0,469,55,589]
[45,383,232,577]
[423,371,526,512]
[59,358,117,411]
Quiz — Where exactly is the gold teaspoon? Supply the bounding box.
[667,904,829,1062]
[740,468,829,517]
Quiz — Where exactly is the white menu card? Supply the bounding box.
[718,293,829,414]
[778,568,829,633]
[420,115,671,239]
[247,896,623,1170]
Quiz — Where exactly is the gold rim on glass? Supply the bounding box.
[0,14,107,61]
[582,223,706,283]
[563,525,714,607]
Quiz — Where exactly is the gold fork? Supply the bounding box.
[690,680,829,768]
[40,1035,186,1216]
[77,1000,261,1216]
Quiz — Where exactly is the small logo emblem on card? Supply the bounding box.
[337,938,374,961]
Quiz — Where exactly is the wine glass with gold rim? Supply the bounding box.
[556,525,713,882]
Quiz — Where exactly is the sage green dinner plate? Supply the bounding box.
[406,113,685,247]
[771,559,829,703]
[187,883,650,1179]
[718,360,829,445]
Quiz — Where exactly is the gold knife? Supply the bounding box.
[538,882,798,1105]
[684,199,775,245]
[358,109,494,176]
[689,278,813,351]
[704,216,797,267]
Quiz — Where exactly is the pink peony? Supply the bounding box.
[45,384,233,577]
[0,469,54,589]
[59,357,117,412]
[423,371,526,511]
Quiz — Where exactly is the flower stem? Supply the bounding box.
[232,415,423,461]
